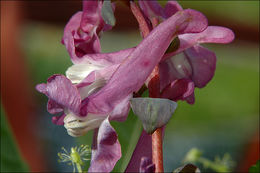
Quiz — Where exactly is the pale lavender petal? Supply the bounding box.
[161,79,195,103]
[86,9,208,114]
[125,130,152,172]
[164,26,235,58]
[140,157,155,173]
[88,118,121,172]
[36,75,81,114]
[163,0,183,18]
[185,45,216,88]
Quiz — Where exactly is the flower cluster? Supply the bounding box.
[36,0,234,172]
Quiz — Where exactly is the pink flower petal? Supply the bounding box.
[185,45,216,88]
[86,9,208,114]
[88,119,121,172]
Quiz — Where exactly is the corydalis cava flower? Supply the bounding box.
[126,1,234,172]
[36,0,209,172]
[138,0,234,104]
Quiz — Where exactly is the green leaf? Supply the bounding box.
[174,164,201,173]
[111,110,142,172]
[101,0,116,26]
[1,105,29,172]
[249,160,260,173]
[130,98,177,134]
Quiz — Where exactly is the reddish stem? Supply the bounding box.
[149,71,164,173]
[152,128,164,172]
[130,1,151,38]
[130,2,164,172]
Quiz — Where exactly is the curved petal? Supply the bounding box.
[62,12,101,63]
[80,1,103,34]
[86,9,208,114]
[161,79,195,103]
[159,52,192,90]
[163,0,183,18]
[62,1,118,64]
[88,118,121,172]
[36,75,81,114]
[185,45,216,88]
[125,130,152,172]
[164,26,235,59]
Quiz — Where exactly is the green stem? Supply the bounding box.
[197,158,229,172]
[76,163,82,173]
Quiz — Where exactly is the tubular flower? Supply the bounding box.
[36,1,209,171]
[125,1,235,172]
[139,0,235,104]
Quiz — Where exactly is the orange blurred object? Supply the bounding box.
[1,1,46,171]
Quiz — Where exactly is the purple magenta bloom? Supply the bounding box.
[139,0,235,104]
[125,2,235,172]
[61,0,115,63]
[37,5,209,171]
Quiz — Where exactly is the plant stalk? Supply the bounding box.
[130,1,151,38]
[76,163,82,173]
[130,2,164,172]
[152,128,164,172]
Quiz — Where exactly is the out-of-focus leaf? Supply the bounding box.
[130,98,177,134]
[249,160,260,173]
[101,0,116,26]
[0,105,29,172]
[183,148,202,163]
[174,164,201,173]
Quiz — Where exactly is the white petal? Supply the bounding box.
[66,63,104,84]
[64,111,106,137]
[78,78,107,99]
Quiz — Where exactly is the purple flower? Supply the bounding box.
[37,3,208,171]
[61,0,115,63]
[139,0,235,104]
[125,1,235,172]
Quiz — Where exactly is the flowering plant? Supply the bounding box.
[36,0,234,172]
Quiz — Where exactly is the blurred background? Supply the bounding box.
[1,1,259,172]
